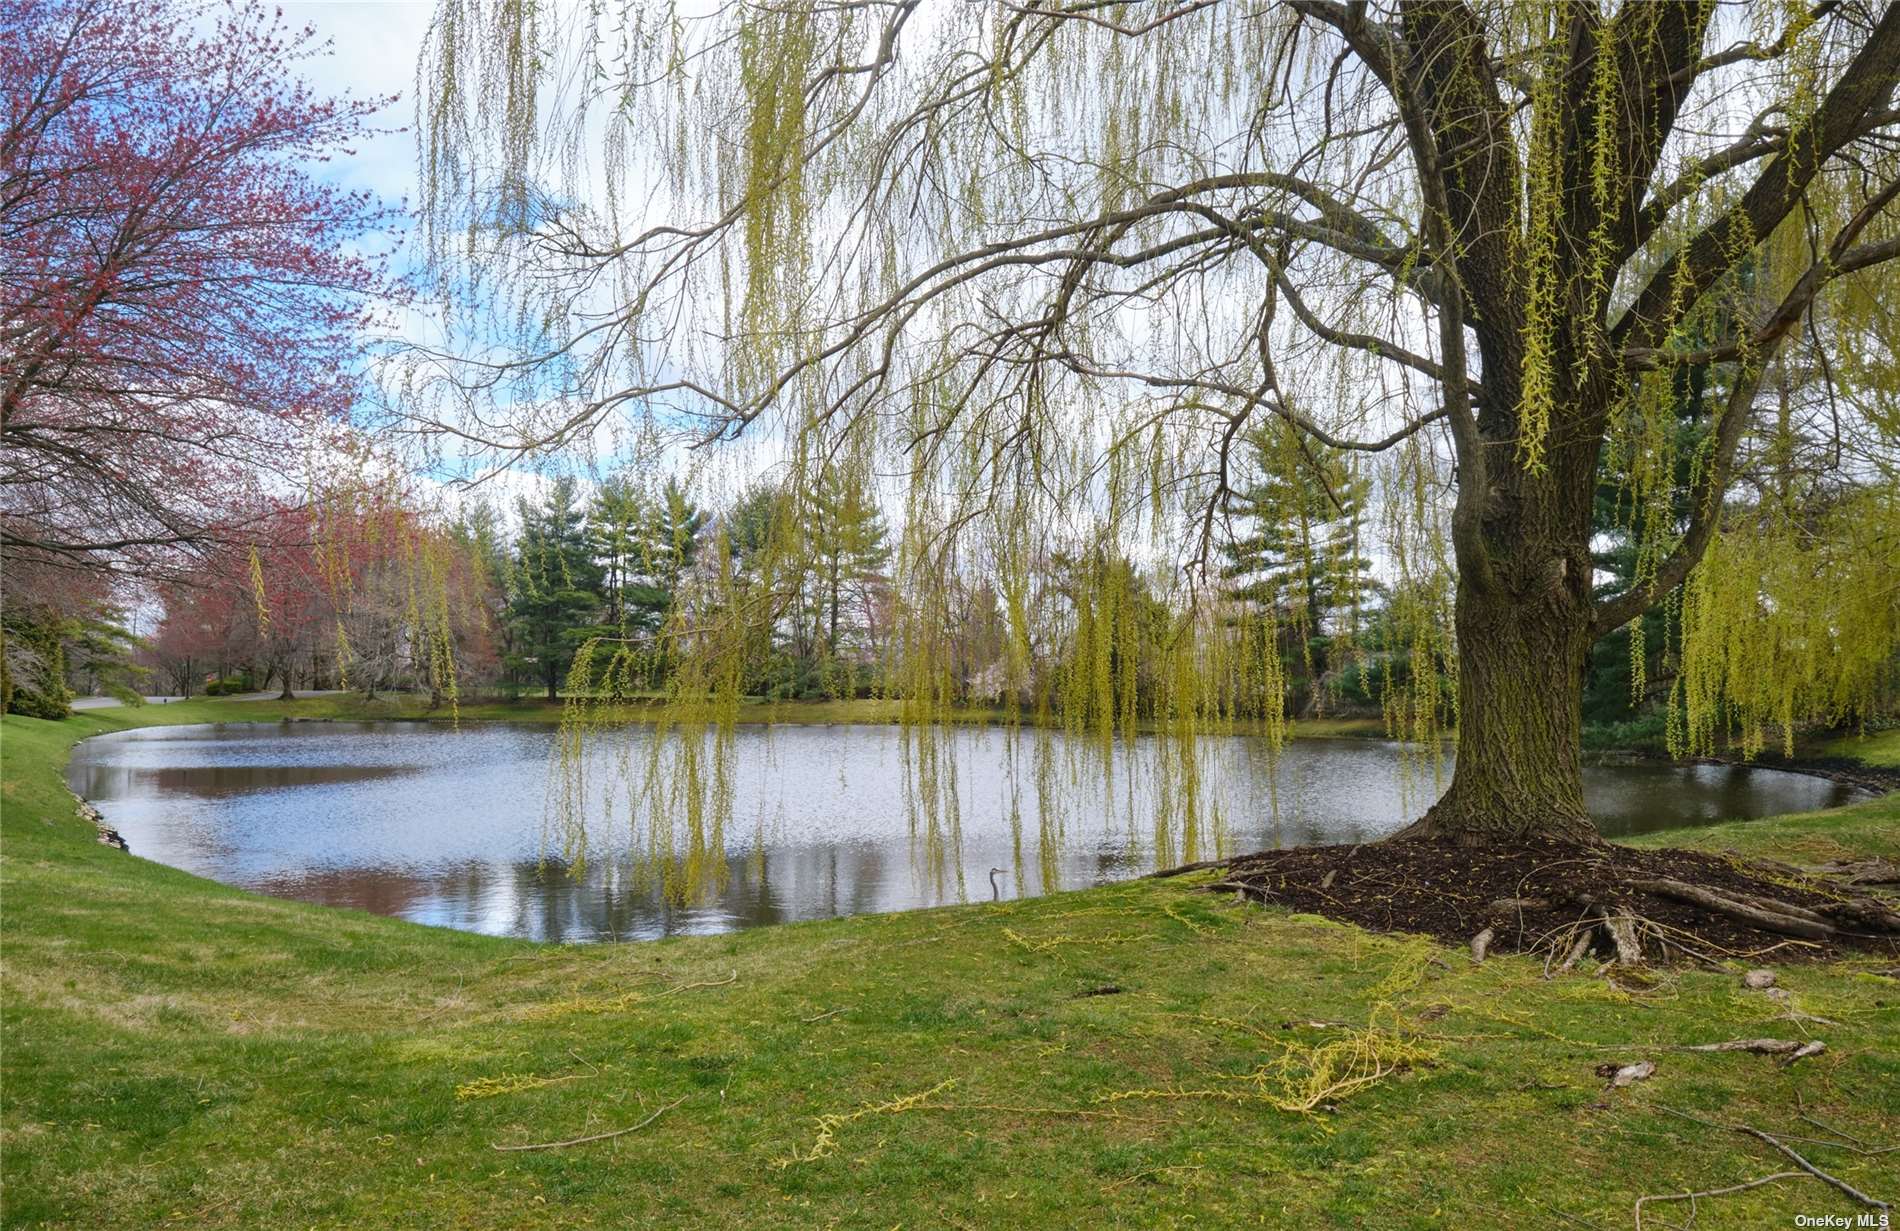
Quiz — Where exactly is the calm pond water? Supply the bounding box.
[68,721,1863,942]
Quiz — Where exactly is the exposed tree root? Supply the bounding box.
[1810,858,1900,886]
[1553,932,1592,975]
[1161,837,1900,965]
[1631,878,1833,940]
[1150,858,1228,880]
[1632,876,1900,942]
[1604,909,1644,966]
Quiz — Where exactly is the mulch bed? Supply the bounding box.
[1165,837,1900,963]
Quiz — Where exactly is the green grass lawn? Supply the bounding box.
[1817,727,1900,768]
[2,701,1895,1228]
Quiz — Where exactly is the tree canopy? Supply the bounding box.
[413,1,1900,851]
[1,0,397,581]
[1,0,404,713]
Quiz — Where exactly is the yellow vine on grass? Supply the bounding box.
[774,1079,959,1168]
[455,1073,582,1101]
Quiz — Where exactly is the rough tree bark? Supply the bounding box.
[1397,571,1598,844]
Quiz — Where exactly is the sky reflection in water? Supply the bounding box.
[66,721,1863,942]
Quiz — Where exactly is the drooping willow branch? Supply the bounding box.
[407,0,1900,783]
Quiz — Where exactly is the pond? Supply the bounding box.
[67,721,1864,942]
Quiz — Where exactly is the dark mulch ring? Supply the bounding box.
[1163,838,1900,966]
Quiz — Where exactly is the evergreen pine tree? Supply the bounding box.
[505,477,604,700]
[625,479,707,638]
[1221,428,1376,708]
[586,476,644,631]
[801,461,892,671]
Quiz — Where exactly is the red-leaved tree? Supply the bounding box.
[0,0,399,589]
[144,484,502,703]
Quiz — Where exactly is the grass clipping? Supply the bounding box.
[1101,1007,1435,1116]
[775,936,1437,1167]
[456,1073,581,1101]
[777,1011,1434,1166]
[775,1079,959,1167]
[1105,945,1437,1116]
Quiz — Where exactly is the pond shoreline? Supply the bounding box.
[1584,745,1898,797]
[113,694,1900,792]
[62,710,1873,945]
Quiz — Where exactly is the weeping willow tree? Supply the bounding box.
[408,0,1900,855]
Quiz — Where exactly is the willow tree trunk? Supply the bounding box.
[1391,439,1604,847]
[1395,574,1599,844]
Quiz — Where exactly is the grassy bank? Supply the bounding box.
[3,704,1896,1228]
[1817,727,1900,768]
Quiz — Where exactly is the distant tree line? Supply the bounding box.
[488,463,897,703]
[6,416,1720,740]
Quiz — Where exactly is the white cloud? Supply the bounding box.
[281,1,433,210]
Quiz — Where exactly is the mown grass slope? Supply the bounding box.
[3,701,1895,1228]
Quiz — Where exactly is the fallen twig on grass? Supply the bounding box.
[1656,1104,1893,1216]
[1737,1125,1891,1212]
[1634,1171,1803,1230]
[1755,1130,1900,1157]
[801,1007,846,1023]
[1679,1038,1826,1063]
[491,1095,687,1152]
[1792,1092,1898,1154]
[653,971,738,999]
[172,1192,242,1222]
